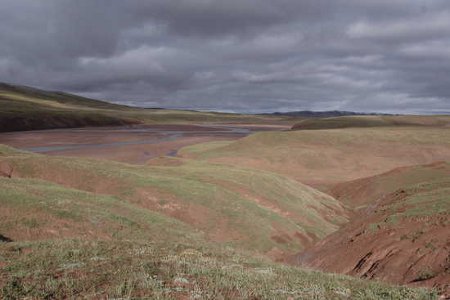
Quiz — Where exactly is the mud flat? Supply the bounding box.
[0,124,287,164]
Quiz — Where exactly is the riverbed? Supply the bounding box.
[0,124,287,164]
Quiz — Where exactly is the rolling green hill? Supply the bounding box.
[0,145,347,256]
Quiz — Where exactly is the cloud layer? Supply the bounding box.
[1,0,449,113]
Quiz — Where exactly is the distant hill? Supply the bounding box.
[0,82,131,110]
[265,110,387,117]
[0,82,137,132]
[292,115,450,130]
[0,82,290,132]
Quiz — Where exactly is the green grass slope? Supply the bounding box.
[2,239,435,299]
[0,177,200,243]
[0,145,347,256]
[292,115,450,130]
[331,161,450,208]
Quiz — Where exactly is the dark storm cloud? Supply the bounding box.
[0,0,450,113]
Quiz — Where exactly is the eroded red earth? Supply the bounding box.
[294,162,450,296]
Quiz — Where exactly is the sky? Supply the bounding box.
[1,0,450,113]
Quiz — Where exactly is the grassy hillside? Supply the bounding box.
[0,82,287,132]
[0,83,138,131]
[331,161,450,208]
[0,146,436,298]
[2,239,434,299]
[179,127,450,189]
[0,83,130,109]
[0,163,435,299]
[296,163,450,295]
[292,115,450,130]
[0,145,347,256]
[0,177,200,243]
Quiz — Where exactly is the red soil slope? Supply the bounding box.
[295,162,450,295]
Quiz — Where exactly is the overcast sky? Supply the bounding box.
[1,0,450,113]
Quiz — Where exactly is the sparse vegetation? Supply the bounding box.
[0,239,437,299]
[415,269,437,282]
[295,163,450,295]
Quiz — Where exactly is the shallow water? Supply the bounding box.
[19,125,253,154]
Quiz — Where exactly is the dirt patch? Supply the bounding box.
[266,247,287,262]
[0,161,13,178]
[293,163,450,295]
[207,217,244,243]
[295,215,449,293]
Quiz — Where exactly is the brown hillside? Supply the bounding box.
[294,162,450,295]
[180,127,450,189]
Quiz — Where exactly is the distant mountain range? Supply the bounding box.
[264,110,392,117]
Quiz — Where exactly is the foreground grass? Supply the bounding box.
[0,239,437,299]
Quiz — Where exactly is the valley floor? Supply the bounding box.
[0,124,287,164]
